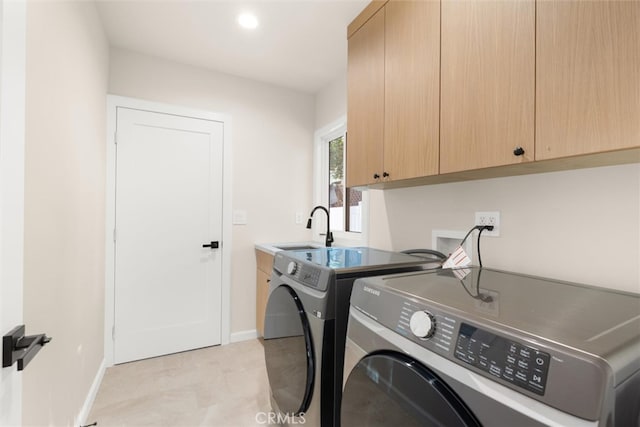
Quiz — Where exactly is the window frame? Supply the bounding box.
[313,116,369,247]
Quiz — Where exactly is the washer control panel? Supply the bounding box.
[291,262,322,289]
[277,258,325,290]
[455,323,550,395]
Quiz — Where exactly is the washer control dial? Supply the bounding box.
[287,261,298,275]
[410,311,436,339]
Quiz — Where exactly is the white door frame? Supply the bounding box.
[0,0,26,425]
[104,95,233,367]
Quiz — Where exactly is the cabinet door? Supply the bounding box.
[256,269,270,337]
[384,0,440,181]
[440,0,535,173]
[347,8,385,187]
[255,249,274,337]
[536,1,640,160]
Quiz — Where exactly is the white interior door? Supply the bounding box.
[114,107,223,364]
[0,1,26,425]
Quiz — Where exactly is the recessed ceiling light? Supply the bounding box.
[238,13,258,30]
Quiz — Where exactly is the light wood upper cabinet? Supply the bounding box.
[348,1,440,185]
[384,0,440,181]
[440,0,535,174]
[347,7,385,188]
[536,1,640,160]
[346,0,638,188]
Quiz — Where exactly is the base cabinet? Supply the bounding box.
[255,249,274,337]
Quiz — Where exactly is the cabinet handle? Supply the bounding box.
[513,147,525,156]
[373,173,380,179]
[383,172,390,178]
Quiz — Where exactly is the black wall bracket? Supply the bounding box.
[2,325,51,371]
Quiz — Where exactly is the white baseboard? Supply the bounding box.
[230,329,258,343]
[75,358,106,427]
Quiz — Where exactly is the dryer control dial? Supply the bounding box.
[410,311,436,339]
[286,261,298,275]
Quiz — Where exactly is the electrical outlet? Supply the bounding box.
[475,211,500,237]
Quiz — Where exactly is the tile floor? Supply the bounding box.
[87,339,271,426]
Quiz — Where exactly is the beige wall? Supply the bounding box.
[108,48,316,335]
[23,1,109,425]
[369,164,640,294]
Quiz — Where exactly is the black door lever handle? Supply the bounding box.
[3,325,52,371]
[202,241,219,249]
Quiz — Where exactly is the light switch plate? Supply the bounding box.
[232,210,248,225]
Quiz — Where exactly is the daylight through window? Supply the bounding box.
[328,135,362,233]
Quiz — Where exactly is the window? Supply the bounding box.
[328,134,363,232]
[313,116,367,245]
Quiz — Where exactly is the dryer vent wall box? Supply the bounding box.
[432,230,473,260]
[344,267,640,427]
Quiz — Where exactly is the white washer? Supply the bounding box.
[342,268,640,426]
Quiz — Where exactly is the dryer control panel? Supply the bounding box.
[455,323,550,395]
[380,294,551,396]
[350,279,558,401]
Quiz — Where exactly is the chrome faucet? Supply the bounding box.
[306,206,333,247]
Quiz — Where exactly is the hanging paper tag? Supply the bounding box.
[452,267,472,280]
[442,246,472,269]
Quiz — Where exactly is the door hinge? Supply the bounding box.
[113,229,116,243]
[112,325,115,341]
[114,131,117,145]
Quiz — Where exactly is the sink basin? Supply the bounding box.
[275,245,321,251]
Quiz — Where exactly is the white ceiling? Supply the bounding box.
[96,0,369,94]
